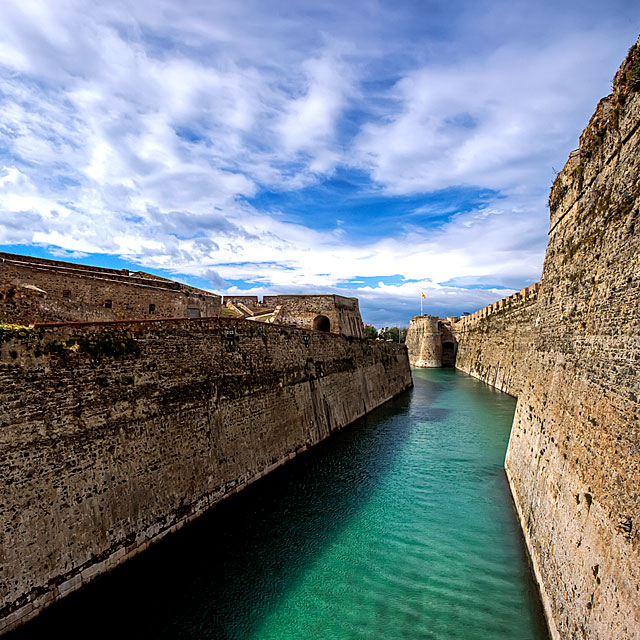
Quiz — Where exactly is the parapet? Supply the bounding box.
[456,282,541,328]
[0,252,221,323]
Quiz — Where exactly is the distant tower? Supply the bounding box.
[405,315,457,368]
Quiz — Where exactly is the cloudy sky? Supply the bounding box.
[0,1,637,326]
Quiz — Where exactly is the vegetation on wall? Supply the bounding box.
[549,38,640,217]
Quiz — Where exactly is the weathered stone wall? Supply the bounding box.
[272,294,365,338]
[453,283,540,395]
[454,39,640,640]
[405,316,444,367]
[0,317,411,634]
[405,315,458,368]
[223,295,260,307]
[0,282,118,324]
[0,252,221,323]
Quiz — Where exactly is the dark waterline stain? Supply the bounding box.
[11,369,549,640]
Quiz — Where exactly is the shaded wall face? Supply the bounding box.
[503,84,640,640]
[0,261,220,323]
[454,48,640,640]
[0,318,411,633]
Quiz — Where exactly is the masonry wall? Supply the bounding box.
[405,316,445,367]
[453,284,540,395]
[454,40,640,640]
[405,315,458,368]
[272,295,365,338]
[0,253,221,323]
[223,296,260,307]
[0,317,412,634]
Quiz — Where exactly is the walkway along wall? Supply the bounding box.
[0,317,412,634]
[454,38,640,640]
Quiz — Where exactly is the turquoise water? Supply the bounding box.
[13,369,548,639]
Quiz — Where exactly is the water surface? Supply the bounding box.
[14,368,548,639]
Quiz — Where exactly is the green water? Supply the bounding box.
[13,369,548,639]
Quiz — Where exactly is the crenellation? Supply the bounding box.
[440,37,640,640]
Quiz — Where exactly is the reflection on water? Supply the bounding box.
[13,368,548,640]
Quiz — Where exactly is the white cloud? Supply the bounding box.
[0,0,636,324]
[352,33,629,195]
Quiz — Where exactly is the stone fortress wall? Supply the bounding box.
[0,252,221,323]
[404,315,458,368]
[221,294,365,338]
[270,294,365,338]
[0,316,412,634]
[423,38,640,640]
[454,282,541,395]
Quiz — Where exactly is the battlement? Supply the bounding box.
[456,282,541,327]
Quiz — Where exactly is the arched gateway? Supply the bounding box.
[313,315,331,332]
[442,341,456,367]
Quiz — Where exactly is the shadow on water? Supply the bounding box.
[12,370,550,640]
[11,388,424,640]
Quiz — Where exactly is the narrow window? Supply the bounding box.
[104,299,112,309]
[62,290,71,299]
[149,303,156,314]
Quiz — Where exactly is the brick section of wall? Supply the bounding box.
[0,317,412,634]
[453,40,640,640]
[0,252,221,323]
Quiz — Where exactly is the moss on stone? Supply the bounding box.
[63,332,142,361]
[0,323,35,344]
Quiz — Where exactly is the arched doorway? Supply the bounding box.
[313,315,331,332]
[442,341,456,367]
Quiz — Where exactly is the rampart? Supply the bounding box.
[405,315,458,368]
[271,294,365,338]
[0,252,221,323]
[223,295,260,307]
[454,282,540,395]
[0,316,412,634]
[452,38,640,640]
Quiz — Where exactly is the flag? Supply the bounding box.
[421,292,426,298]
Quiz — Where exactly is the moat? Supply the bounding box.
[12,369,548,639]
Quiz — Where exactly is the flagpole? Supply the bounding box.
[420,294,423,316]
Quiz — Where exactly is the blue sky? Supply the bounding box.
[0,1,637,326]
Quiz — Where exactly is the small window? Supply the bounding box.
[62,290,71,299]
[187,307,201,318]
[313,315,330,332]
[149,303,156,314]
[104,299,112,309]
